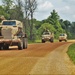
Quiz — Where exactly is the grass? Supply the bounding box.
[28,39,41,44]
[35,39,41,43]
[67,43,75,64]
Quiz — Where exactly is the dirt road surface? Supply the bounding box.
[0,41,75,75]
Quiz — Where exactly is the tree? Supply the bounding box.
[0,6,10,22]
[50,9,60,21]
[33,19,41,29]
[28,0,37,40]
[48,10,61,28]
[46,10,64,38]
[2,0,13,19]
[38,23,56,36]
[10,0,24,21]
[63,20,71,31]
[59,19,66,29]
[22,0,37,40]
[2,0,13,7]
[46,9,60,27]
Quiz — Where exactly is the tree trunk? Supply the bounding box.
[30,11,33,40]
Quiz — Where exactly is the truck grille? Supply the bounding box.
[1,28,13,39]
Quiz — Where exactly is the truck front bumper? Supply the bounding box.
[0,39,20,45]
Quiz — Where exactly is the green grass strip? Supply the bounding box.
[67,43,75,64]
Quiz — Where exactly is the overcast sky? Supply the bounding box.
[0,0,75,22]
[34,0,75,22]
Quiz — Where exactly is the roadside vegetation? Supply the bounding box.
[28,39,41,44]
[67,43,75,64]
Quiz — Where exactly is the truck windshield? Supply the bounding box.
[60,34,65,36]
[43,32,50,35]
[2,21,16,26]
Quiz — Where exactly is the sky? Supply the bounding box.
[0,0,75,22]
[34,0,75,22]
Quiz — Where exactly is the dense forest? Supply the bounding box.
[0,0,75,41]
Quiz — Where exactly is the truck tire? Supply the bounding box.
[18,37,28,50]
[18,41,23,50]
[0,47,1,50]
[42,39,45,43]
[59,40,62,42]
[65,39,67,42]
[50,38,54,43]
[0,44,2,50]
[23,38,27,49]
[3,44,9,50]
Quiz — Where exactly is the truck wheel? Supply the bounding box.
[0,45,2,50]
[65,40,67,42]
[0,43,4,50]
[3,44,9,50]
[42,39,45,43]
[0,47,1,50]
[59,40,62,42]
[50,38,54,43]
[23,38,27,49]
[18,41,23,50]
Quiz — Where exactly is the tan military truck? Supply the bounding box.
[0,20,27,50]
[59,33,67,42]
[42,30,54,43]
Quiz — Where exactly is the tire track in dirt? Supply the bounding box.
[0,57,39,75]
[29,43,75,75]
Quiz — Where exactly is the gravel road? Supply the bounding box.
[0,42,75,75]
[30,43,75,75]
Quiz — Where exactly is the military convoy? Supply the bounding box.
[41,29,67,43]
[0,20,27,50]
[42,30,54,43]
[0,16,68,50]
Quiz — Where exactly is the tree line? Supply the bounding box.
[33,9,75,40]
[0,0,75,41]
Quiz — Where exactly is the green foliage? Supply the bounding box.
[67,43,75,64]
[2,0,13,7]
[59,19,66,30]
[0,6,10,21]
[10,7,24,21]
[38,23,55,35]
[1,0,24,20]
[33,19,41,29]
[50,9,60,21]
[1,0,13,19]
[47,17,55,25]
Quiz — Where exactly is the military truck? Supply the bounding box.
[0,20,27,50]
[42,30,54,43]
[59,33,67,42]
